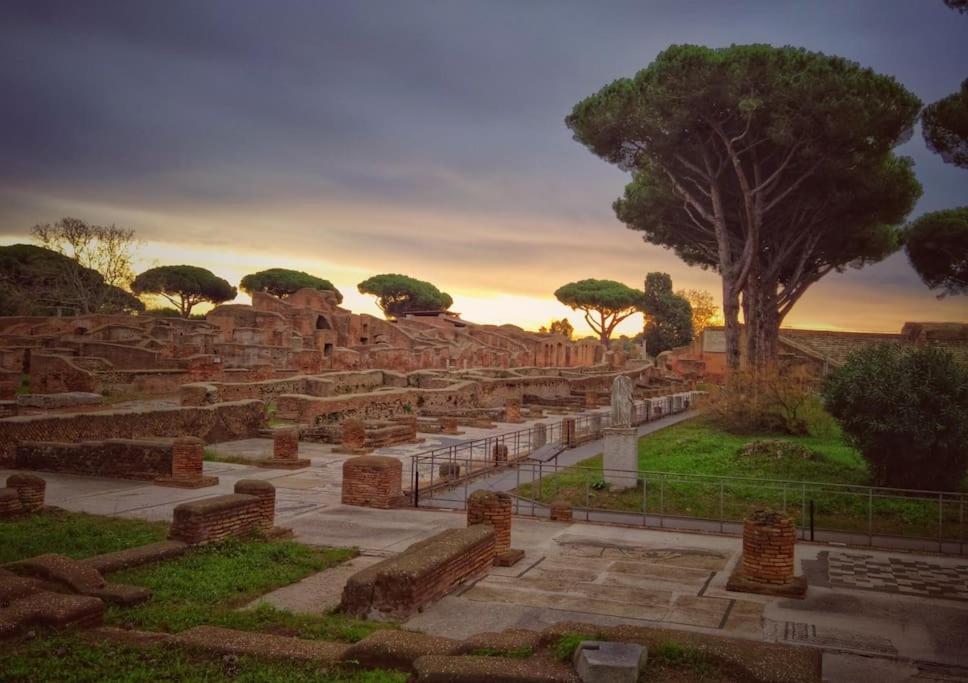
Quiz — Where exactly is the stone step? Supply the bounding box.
[172,625,348,663]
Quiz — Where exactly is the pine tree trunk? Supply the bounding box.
[722,277,741,371]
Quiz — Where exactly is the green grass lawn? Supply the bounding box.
[0,509,169,564]
[105,537,390,643]
[519,418,967,540]
[0,636,407,683]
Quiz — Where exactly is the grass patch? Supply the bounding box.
[552,631,600,662]
[203,447,256,465]
[0,635,407,682]
[0,509,168,564]
[519,418,967,540]
[468,645,534,659]
[105,537,388,643]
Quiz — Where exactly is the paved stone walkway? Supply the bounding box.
[827,551,968,601]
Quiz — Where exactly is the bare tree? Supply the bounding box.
[32,217,139,314]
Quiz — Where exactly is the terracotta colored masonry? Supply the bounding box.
[171,437,205,479]
[504,399,522,422]
[7,473,46,512]
[741,509,797,585]
[168,480,276,545]
[341,456,402,509]
[549,499,573,522]
[466,490,512,554]
[492,443,509,464]
[272,428,300,460]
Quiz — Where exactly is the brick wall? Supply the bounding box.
[168,480,276,544]
[272,428,299,460]
[340,525,496,620]
[466,490,512,554]
[341,456,402,508]
[0,400,265,465]
[6,473,45,511]
[741,509,796,584]
[15,439,174,480]
[171,437,205,479]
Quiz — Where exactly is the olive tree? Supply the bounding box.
[132,265,237,318]
[554,279,644,346]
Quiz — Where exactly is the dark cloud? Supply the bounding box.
[1,0,966,328]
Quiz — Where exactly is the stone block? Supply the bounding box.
[494,548,525,567]
[602,427,637,490]
[532,422,547,449]
[573,641,647,683]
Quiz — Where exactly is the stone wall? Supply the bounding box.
[0,400,265,465]
[168,480,276,545]
[340,525,496,620]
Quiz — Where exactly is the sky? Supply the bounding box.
[1,0,966,335]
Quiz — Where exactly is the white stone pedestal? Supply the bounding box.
[603,426,637,490]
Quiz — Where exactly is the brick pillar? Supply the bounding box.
[504,399,522,422]
[549,499,573,522]
[440,417,459,435]
[273,428,299,461]
[234,480,276,531]
[467,490,512,554]
[0,488,23,517]
[171,437,205,479]
[342,456,402,509]
[562,417,576,447]
[741,509,796,584]
[438,462,461,481]
[584,391,597,408]
[341,418,368,452]
[492,443,509,464]
[6,473,45,512]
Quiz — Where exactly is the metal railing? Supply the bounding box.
[407,391,698,504]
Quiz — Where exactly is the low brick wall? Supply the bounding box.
[466,490,512,554]
[342,456,402,508]
[741,509,796,584]
[7,473,45,511]
[340,525,496,620]
[15,439,175,481]
[0,400,265,465]
[169,480,276,545]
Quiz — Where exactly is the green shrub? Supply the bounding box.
[822,344,968,490]
[706,369,814,435]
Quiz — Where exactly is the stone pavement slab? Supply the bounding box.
[245,554,383,614]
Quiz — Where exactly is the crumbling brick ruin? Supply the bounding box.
[0,287,606,399]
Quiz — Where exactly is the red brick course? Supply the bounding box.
[741,509,796,584]
[171,437,205,479]
[549,499,572,522]
[273,428,300,460]
[168,481,276,544]
[6,473,45,512]
[340,525,496,620]
[341,456,402,509]
[466,490,512,554]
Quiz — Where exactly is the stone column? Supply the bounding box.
[234,479,276,531]
[532,422,547,449]
[602,426,637,490]
[6,473,45,512]
[467,490,512,554]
